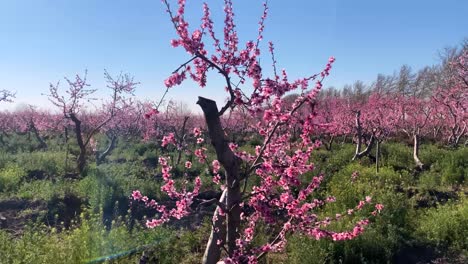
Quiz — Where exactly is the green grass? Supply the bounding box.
[0,135,466,263]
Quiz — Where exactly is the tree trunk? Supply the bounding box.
[96,134,117,165]
[29,121,47,150]
[341,135,347,145]
[325,135,334,151]
[413,134,424,170]
[70,113,86,174]
[453,124,466,147]
[353,135,375,161]
[197,97,241,262]
[351,111,375,160]
[375,140,380,174]
[64,127,69,171]
[352,111,362,160]
[202,190,227,264]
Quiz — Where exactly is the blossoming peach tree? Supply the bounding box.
[132,1,383,263]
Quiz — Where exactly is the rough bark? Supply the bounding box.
[202,190,227,264]
[29,121,47,150]
[351,110,376,160]
[341,134,348,145]
[353,134,375,161]
[69,113,86,173]
[354,111,362,158]
[64,127,70,171]
[453,124,466,147]
[197,97,241,262]
[96,134,117,165]
[325,135,334,151]
[375,140,380,173]
[413,134,424,170]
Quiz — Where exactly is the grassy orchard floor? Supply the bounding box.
[0,135,466,263]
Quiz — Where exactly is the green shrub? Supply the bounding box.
[0,164,26,193]
[298,163,414,263]
[313,144,355,175]
[288,235,331,264]
[440,148,467,185]
[417,171,442,191]
[380,142,412,171]
[15,151,66,178]
[416,198,468,252]
[0,151,14,170]
[419,144,449,168]
[0,211,175,264]
[15,179,80,201]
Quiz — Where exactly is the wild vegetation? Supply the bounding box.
[0,0,466,263]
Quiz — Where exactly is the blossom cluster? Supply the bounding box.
[131,1,386,263]
[132,156,202,228]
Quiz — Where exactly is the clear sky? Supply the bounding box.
[0,0,467,112]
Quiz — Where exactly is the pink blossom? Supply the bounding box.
[161,133,176,147]
[193,127,202,137]
[375,204,384,212]
[212,160,221,174]
[213,174,221,184]
[132,190,142,201]
[144,108,159,119]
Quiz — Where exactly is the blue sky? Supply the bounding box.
[0,0,466,111]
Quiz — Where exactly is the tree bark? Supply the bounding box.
[353,135,375,160]
[202,190,227,264]
[341,135,347,145]
[29,121,47,150]
[324,135,334,151]
[353,111,362,160]
[413,134,424,170]
[375,140,380,174]
[96,133,117,165]
[453,124,466,147]
[351,111,375,160]
[69,113,86,173]
[197,97,241,262]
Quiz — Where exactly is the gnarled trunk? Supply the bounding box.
[324,135,334,151]
[352,111,375,160]
[29,121,47,150]
[96,134,117,165]
[341,134,348,145]
[413,134,424,170]
[453,124,466,147]
[69,113,86,174]
[375,140,380,173]
[353,135,375,161]
[353,111,362,160]
[197,97,241,263]
[202,190,227,264]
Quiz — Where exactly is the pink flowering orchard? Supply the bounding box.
[432,50,468,147]
[47,71,138,173]
[132,1,383,263]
